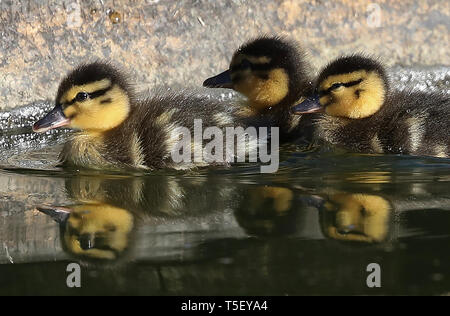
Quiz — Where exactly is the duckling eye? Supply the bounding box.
[330,83,344,91]
[75,92,89,102]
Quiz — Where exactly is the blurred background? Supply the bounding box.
[1,0,449,110]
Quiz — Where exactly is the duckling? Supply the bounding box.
[320,193,392,243]
[293,55,450,158]
[33,62,263,170]
[203,36,315,141]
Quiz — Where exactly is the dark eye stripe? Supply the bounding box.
[88,86,112,99]
[343,79,364,88]
[100,98,112,104]
[64,85,112,106]
[319,78,364,96]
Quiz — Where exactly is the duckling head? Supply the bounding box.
[33,62,133,134]
[320,193,391,243]
[293,55,388,119]
[38,203,134,260]
[203,36,312,112]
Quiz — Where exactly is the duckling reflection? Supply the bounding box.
[319,193,392,243]
[64,174,239,217]
[234,186,394,242]
[38,204,134,260]
[234,186,325,237]
[35,174,450,262]
[36,174,240,261]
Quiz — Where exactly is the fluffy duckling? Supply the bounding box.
[293,55,450,158]
[33,62,262,170]
[203,36,314,140]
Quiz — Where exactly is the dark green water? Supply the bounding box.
[0,70,449,295]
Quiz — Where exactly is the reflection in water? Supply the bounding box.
[33,170,450,264]
[0,160,448,295]
[39,204,134,260]
[36,174,241,261]
[320,193,391,243]
[235,186,298,236]
[37,177,314,261]
[64,174,239,218]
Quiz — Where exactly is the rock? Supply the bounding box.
[0,0,448,110]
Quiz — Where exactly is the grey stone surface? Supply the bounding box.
[0,0,449,109]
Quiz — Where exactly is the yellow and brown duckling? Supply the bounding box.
[33,62,262,170]
[203,36,314,141]
[293,55,450,158]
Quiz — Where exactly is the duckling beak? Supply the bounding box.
[203,70,233,89]
[292,95,323,114]
[36,205,71,225]
[32,105,70,133]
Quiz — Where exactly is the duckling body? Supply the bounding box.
[60,94,233,170]
[203,36,315,142]
[294,56,450,158]
[313,90,449,156]
[33,63,265,170]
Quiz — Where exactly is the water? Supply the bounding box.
[0,67,449,296]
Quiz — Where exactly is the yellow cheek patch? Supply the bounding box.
[235,68,289,111]
[351,194,391,241]
[69,85,130,132]
[63,105,78,118]
[319,95,330,106]
[60,79,112,104]
[323,71,386,119]
[68,203,134,236]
